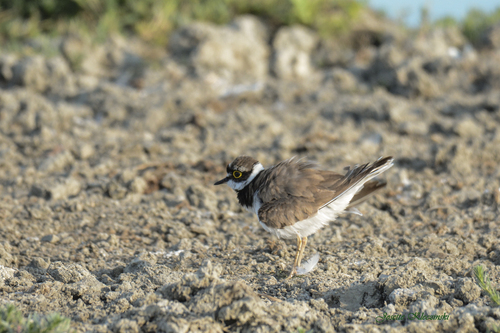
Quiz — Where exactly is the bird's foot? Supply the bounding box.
[285,267,296,280]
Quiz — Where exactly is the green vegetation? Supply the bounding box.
[295,327,313,333]
[487,324,500,333]
[435,7,500,46]
[462,8,500,45]
[0,0,365,45]
[2,0,500,47]
[0,304,72,333]
[473,265,500,307]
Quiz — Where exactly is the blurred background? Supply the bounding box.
[371,0,500,28]
[1,0,500,46]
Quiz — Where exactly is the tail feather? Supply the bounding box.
[319,156,393,210]
[347,179,387,208]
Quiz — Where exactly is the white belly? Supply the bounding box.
[259,205,337,239]
[256,180,366,239]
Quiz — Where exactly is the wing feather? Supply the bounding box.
[257,156,393,230]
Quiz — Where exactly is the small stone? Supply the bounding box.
[11,56,49,92]
[389,288,417,306]
[454,278,481,304]
[27,257,51,270]
[326,68,358,92]
[273,25,319,80]
[480,22,500,49]
[48,262,91,284]
[31,177,81,201]
[75,143,95,160]
[41,234,60,244]
[107,180,128,199]
[186,184,217,211]
[38,150,75,173]
[217,296,264,325]
[129,177,148,194]
[124,252,158,274]
[455,118,483,138]
[0,243,15,266]
[113,318,139,333]
[27,204,52,220]
[169,15,269,83]
[0,265,16,285]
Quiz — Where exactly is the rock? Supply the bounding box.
[455,118,483,138]
[313,39,355,68]
[324,281,382,311]
[412,27,467,58]
[38,150,75,173]
[392,57,441,98]
[27,257,51,270]
[0,243,15,266]
[124,252,158,274]
[129,176,148,194]
[388,288,418,306]
[407,293,440,316]
[186,184,218,211]
[380,258,435,297]
[41,234,60,244]
[159,260,222,301]
[0,265,16,285]
[48,262,92,284]
[73,143,95,160]
[454,278,481,304]
[272,25,319,80]
[60,35,86,70]
[480,23,500,49]
[367,44,444,97]
[161,172,185,196]
[30,177,81,201]
[169,15,269,83]
[156,317,190,333]
[324,68,359,92]
[113,319,139,333]
[189,219,215,236]
[217,296,265,325]
[61,36,117,78]
[5,270,35,289]
[45,56,77,95]
[365,44,403,88]
[11,56,49,92]
[27,204,52,220]
[65,275,105,301]
[107,180,128,200]
[0,54,17,82]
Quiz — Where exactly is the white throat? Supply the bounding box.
[227,163,264,191]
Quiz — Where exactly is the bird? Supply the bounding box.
[214,155,394,279]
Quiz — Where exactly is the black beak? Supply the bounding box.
[214,177,229,185]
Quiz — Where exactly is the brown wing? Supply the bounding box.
[256,158,342,229]
[257,156,393,229]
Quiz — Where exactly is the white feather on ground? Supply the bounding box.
[296,253,320,275]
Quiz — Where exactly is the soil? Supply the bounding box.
[1,15,500,333]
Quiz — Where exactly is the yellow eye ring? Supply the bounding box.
[233,171,242,178]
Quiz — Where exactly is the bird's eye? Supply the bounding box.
[233,171,242,178]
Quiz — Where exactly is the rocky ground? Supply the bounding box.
[1,14,500,333]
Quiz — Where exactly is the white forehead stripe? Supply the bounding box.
[227,163,264,191]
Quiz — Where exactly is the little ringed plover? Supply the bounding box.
[215,155,394,278]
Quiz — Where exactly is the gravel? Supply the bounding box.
[1,15,500,333]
